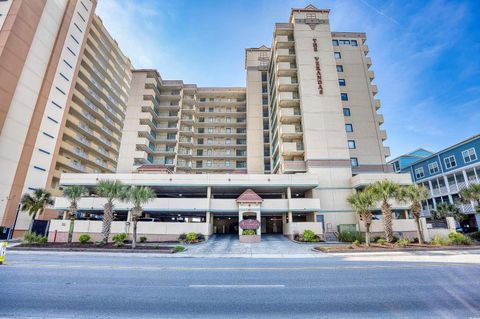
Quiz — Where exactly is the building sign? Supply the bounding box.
[314,57,323,95]
[239,219,260,230]
[312,38,318,52]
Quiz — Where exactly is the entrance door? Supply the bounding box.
[213,216,239,234]
[263,216,283,234]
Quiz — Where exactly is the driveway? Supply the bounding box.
[182,234,323,258]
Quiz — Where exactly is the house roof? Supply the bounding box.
[236,189,263,203]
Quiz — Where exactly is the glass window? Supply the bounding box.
[348,140,356,149]
[341,93,348,101]
[206,160,212,167]
[340,40,350,45]
[334,52,341,59]
[343,108,351,116]
[444,155,457,169]
[338,79,346,86]
[336,65,343,72]
[351,157,359,167]
[462,148,477,163]
[428,162,440,174]
[208,128,213,133]
[226,149,232,155]
[225,160,231,167]
[225,138,231,144]
[207,138,213,145]
[332,39,339,46]
[345,124,353,132]
[351,40,358,46]
[415,167,425,179]
[306,13,316,19]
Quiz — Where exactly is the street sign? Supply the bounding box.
[0,241,7,265]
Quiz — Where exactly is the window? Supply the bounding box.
[225,138,231,145]
[462,148,477,163]
[340,40,350,45]
[444,155,457,169]
[393,161,400,172]
[415,167,425,179]
[348,140,356,149]
[332,39,339,46]
[207,138,213,145]
[226,149,232,155]
[345,124,353,132]
[226,128,231,133]
[351,157,359,167]
[334,52,341,59]
[206,160,212,167]
[343,108,351,116]
[428,162,440,174]
[341,93,348,101]
[336,65,343,72]
[225,160,231,167]
[306,13,316,19]
[338,79,346,86]
[208,128,213,133]
[208,107,214,112]
[351,40,358,46]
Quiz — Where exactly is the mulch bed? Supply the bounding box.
[11,242,178,253]
[315,243,480,253]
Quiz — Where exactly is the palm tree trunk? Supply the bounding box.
[132,216,137,249]
[414,213,424,244]
[365,222,371,247]
[382,202,393,243]
[67,211,75,244]
[102,202,113,244]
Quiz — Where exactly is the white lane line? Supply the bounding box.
[189,284,285,288]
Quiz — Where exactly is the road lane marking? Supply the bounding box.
[189,284,285,288]
[5,262,480,271]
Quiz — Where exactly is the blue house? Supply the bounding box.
[399,134,480,231]
[388,148,433,173]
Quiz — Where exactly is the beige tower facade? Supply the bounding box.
[0,0,131,235]
[117,70,247,174]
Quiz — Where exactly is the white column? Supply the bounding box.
[473,167,479,183]
[428,180,436,209]
[287,186,292,223]
[443,175,453,204]
[463,170,470,187]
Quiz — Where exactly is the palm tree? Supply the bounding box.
[121,186,155,249]
[433,202,466,222]
[63,185,88,244]
[459,184,480,212]
[20,188,54,229]
[347,190,375,246]
[367,180,401,243]
[96,180,124,245]
[398,184,429,244]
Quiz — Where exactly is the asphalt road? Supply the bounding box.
[2,253,480,318]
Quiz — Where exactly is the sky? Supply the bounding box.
[96,0,480,160]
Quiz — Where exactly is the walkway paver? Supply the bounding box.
[181,234,323,258]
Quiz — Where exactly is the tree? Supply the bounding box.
[96,180,124,244]
[367,180,401,243]
[433,202,466,222]
[398,184,429,244]
[63,185,88,244]
[121,186,155,249]
[347,190,375,246]
[459,184,480,212]
[20,188,54,229]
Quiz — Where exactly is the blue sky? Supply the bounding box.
[97,0,480,159]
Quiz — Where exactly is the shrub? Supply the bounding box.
[178,233,187,241]
[186,232,197,243]
[392,235,400,243]
[139,236,147,243]
[448,232,473,245]
[112,233,127,247]
[352,240,361,247]
[376,238,388,245]
[338,230,363,243]
[396,238,410,247]
[174,246,185,253]
[467,231,480,241]
[431,234,452,246]
[196,233,205,241]
[78,234,91,244]
[303,229,316,241]
[242,229,256,235]
[22,232,48,245]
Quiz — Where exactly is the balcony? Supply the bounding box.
[384,146,391,157]
[279,107,301,123]
[374,99,381,110]
[281,161,306,173]
[371,84,378,96]
[281,142,304,156]
[280,124,302,138]
[379,129,387,141]
[376,114,384,125]
[368,70,375,80]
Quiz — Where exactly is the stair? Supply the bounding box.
[324,232,338,242]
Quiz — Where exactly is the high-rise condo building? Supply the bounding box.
[0,0,131,236]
